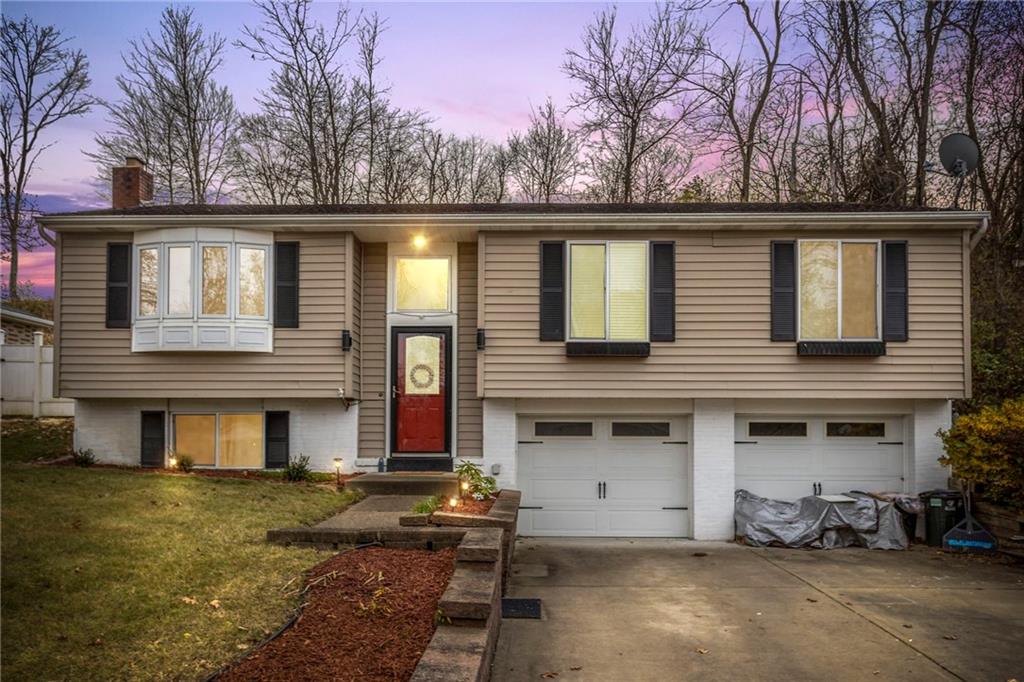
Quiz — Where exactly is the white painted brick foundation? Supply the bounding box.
[692,399,736,540]
[264,399,359,473]
[481,398,517,489]
[74,399,167,465]
[912,399,952,493]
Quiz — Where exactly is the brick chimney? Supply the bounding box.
[112,156,154,209]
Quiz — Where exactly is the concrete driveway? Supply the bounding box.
[492,539,1024,682]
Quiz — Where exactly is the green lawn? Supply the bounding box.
[1,419,359,681]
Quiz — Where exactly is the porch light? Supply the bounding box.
[448,496,459,510]
[333,458,344,487]
[412,234,428,250]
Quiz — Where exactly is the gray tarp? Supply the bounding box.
[735,489,909,550]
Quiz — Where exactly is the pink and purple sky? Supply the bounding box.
[3,1,755,298]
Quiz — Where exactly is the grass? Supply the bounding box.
[411,495,443,514]
[1,419,361,681]
[1,417,73,462]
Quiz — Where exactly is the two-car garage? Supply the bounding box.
[516,412,908,538]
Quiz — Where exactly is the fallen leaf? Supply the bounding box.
[181,596,198,605]
[693,552,708,557]
[209,599,222,609]
[806,598,818,603]
[540,673,558,679]
[902,624,913,629]
[237,644,248,650]
[696,648,709,655]
[90,638,103,647]
[570,666,583,671]
[943,635,959,641]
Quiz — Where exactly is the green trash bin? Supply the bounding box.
[921,490,966,547]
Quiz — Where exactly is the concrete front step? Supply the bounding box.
[347,472,460,497]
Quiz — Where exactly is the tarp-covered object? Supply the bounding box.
[735,489,909,550]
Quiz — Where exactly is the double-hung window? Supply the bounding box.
[798,240,880,341]
[568,241,648,341]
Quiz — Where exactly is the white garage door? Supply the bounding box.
[735,416,906,501]
[517,416,690,537]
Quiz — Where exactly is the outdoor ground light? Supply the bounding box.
[448,496,459,509]
[168,456,177,469]
[461,480,470,494]
[333,458,343,487]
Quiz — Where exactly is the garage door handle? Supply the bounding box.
[877,441,903,445]
[519,506,544,510]
[662,506,689,510]
[662,441,688,445]
[735,440,758,445]
[517,440,544,444]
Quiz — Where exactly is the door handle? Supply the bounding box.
[602,482,607,499]
[598,481,602,499]
[391,386,398,398]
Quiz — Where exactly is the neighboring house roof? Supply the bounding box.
[0,304,54,329]
[44,201,974,217]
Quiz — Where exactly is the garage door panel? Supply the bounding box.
[608,510,688,536]
[528,509,599,534]
[518,416,690,537]
[736,415,906,502]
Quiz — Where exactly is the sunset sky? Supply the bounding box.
[3,1,755,297]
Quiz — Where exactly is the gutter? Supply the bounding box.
[969,216,989,250]
[37,210,991,233]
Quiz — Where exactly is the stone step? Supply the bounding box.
[347,472,460,497]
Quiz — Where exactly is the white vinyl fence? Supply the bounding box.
[0,331,75,417]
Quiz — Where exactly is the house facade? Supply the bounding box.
[40,161,986,540]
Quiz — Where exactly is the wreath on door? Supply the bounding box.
[409,363,435,390]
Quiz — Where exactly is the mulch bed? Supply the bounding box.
[218,547,457,682]
[42,459,362,483]
[451,497,496,516]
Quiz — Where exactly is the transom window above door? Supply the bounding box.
[569,241,648,341]
[394,257,451,312]
[799,240,880,341]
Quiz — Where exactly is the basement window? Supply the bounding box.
[173,413,264,468]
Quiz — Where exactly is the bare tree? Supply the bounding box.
[238,0,365,204]
[230,114,301,204]
[1,15,93,298]
[564,3,707,203]
[93,7,236,204]
[370,107,425,204]
[507,99,580,202]
[696,0,789,201]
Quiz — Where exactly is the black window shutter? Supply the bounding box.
[274,242,299,328]
[265,411,289,469]
[882,241,908,342]
[140,411,165,468]
[770,241,797,341]
[106,243,132,328]
[539,241,566,341]
[649,241,676,341]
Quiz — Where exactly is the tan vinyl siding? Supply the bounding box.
[57,232,347,398]
[357,242,387,459]
[457,242,482,457]
[350,237,362,397]
[481,229,966,399]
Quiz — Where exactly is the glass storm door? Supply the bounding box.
[392,328,450,453]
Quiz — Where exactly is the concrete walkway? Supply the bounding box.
[493,539,1024,682]
[314,495,423,530]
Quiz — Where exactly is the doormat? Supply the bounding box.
[501,598,542,619]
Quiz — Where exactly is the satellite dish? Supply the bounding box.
[938,133,979,178]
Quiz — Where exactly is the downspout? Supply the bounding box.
[969,216,989,250]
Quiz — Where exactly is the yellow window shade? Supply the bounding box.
[218,414,264,468]
[570,244,606,338]
[608,242,648,340]
[174,415,215,466]
[841,242,878,338]
[799,241,839,339]
[395,258,450,311]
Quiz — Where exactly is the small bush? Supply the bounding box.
[939,397,1024,510]
[411,495,442,514]
[174,454,194,473]
[454,460,498,499]
[284,455,313,482]
[72,448,96,467]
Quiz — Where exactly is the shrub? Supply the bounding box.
[175,454,194,473]
[284,455,313,482]
[411,495,442,514]
[939,397,1024,510]
[72,448,96,467]
[454,460,498,499]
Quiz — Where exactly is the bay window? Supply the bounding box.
[132,228,273,352]
[569,241,648,341]
[798,240,880,341]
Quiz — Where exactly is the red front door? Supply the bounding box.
[393,329,448,453]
